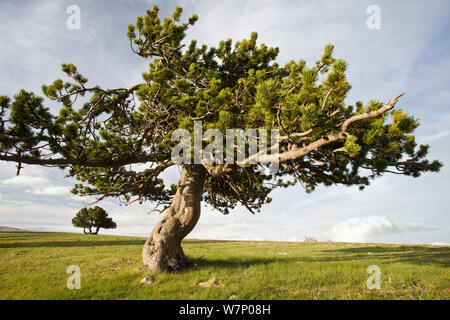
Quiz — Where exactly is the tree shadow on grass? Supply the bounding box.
[1,238,238,249]
[320,245,450,268]
[193,256,299,270]
[184,240,241,245]
[191,245,450,271]
[0,239,145,248]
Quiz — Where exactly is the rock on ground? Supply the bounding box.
[198,278,223,288]
[140,277,154,285]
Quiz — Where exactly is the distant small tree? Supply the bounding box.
[72,206,117,235]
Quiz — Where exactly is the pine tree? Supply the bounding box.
[0,6,442,272]
[72,206,117,235]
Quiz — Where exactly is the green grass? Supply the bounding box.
[0,232,448,300]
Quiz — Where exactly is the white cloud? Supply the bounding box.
[430,242,449,246]
[2,176,49,187]
[0,194,33,206]
[323,216,440,243]
[2,175,71,196]
[28,186,72,196]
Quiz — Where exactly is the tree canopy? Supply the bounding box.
[72,206,117,235]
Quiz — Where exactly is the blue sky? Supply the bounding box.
[0,0,449,244]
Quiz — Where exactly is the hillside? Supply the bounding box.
[0,226,31,232]
[0,232,448,300]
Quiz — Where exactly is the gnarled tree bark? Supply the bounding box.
[142,165,206,272]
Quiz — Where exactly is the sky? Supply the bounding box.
[0,0,449,245]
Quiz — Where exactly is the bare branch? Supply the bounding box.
[341,93,405,133]
[321,88,334,110]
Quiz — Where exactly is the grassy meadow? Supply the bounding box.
[0,232,448,300]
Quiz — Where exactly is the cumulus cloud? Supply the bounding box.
[29,186,72,196]
[324,216,440,243]
[3,176,48,187]
[0,194,33,206]
[2,175,71,196]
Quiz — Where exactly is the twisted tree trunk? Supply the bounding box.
[142,165,206,273]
